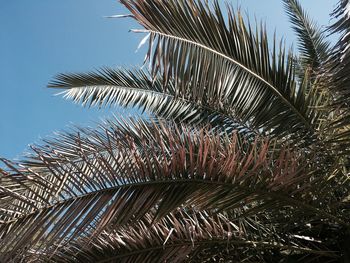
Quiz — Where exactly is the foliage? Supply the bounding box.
[1,0,350,262]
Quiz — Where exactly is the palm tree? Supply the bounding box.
[1,0,349,261]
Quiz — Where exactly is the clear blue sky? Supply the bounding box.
[0,1,335,160]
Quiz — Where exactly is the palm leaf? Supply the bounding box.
[283,0,329,72]
[320,0,350,152]
[49,68,258,139]
[51,0,325,143]
[118,0,322,141]
[324,0,350,112]
[46,210,338,263]
[2,1,349,261]
[0,117,339,261]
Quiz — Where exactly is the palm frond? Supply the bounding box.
[118,0,322,141]
[2,1,350,261]
[46,210,339,263]
[283,0,329,71]
[49,68,258,139]
[320,0,350,151]
[0,117,339,261]
[325,0,350,111]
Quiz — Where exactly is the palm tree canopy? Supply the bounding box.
[1,0,350,262]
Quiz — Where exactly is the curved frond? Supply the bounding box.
[2,1,349,261]
[321,0,350,151]
[118,0,321,140]
[325,0,350,110]
[49,68,258,139]
[0,117,338,261]
[46,210,339,263]
[283,0,329,71]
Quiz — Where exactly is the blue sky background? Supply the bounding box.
[0,1,335,160]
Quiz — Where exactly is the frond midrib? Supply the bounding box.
[138,28,314,132]
[94,238,336,262]
[0,178,251,225]
[2,177,346,228]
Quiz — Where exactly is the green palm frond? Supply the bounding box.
[118,0,322,141]
[0,117,342,261]
[283,0,329,72]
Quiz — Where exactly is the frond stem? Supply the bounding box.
[96,238,336,262]
[135,29,313,132]
[3,179,346,227]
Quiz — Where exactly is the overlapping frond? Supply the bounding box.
[0,117,339,261]
[283,0,329,72]
[327,0,350,106]
[321,0,350,152]
[117,0,322,141]
[51,0,325,143]
[1,0,350,261]
[47,210,339,263]
[49,68,258,139]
